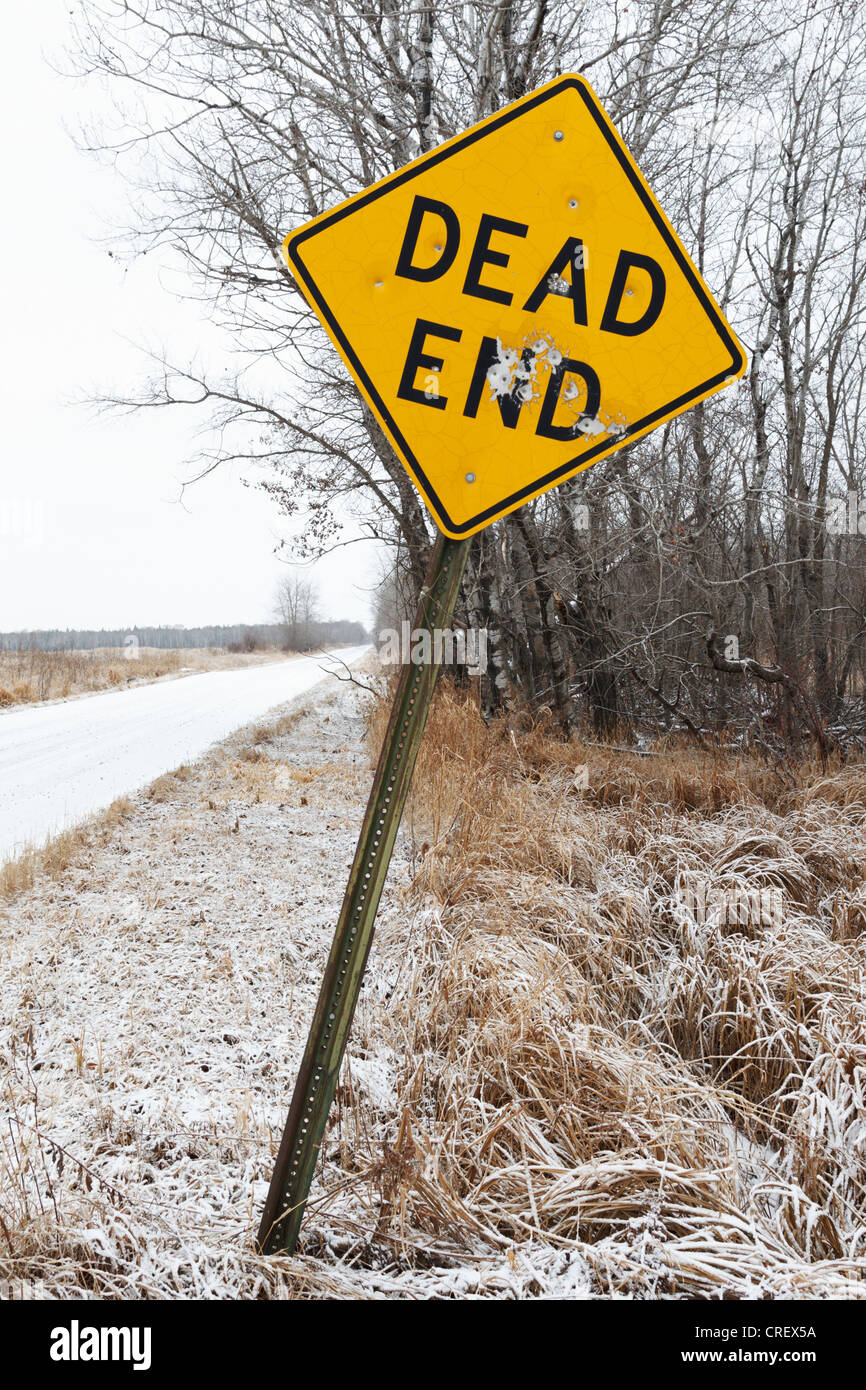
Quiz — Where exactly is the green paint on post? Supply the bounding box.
[257,531,472,1256]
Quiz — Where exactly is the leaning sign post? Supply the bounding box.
[257,73,746,1255]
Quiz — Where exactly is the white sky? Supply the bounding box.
[0,2,380,634]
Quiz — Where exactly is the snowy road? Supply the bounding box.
[0,647,369,861]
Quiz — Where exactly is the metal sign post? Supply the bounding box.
[258,531,471,1255]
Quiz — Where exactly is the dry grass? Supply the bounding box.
[0,682,863,1299]
[332,686,866,1296]
[0,646,285,707]
[0,798,133,901]
[0,759,205,901]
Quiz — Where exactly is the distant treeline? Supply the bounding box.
[0,621,368,653]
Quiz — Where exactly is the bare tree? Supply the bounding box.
[70,0,866,748]
[274,570,320,652]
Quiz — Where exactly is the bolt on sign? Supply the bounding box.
[284,73,746,539]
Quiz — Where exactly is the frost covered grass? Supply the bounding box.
[0,646,285,708]
[0,680,864,1298]
[0,798,134,902]
[359,689,866,1296]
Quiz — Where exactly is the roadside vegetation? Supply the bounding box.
[350,684,866,1296]
[0,797,134,902]
[0,679,862,1298]
[0,646,288,708]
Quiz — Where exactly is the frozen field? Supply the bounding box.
[0,647,368,861]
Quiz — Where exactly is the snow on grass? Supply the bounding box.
[0,679,864,1299]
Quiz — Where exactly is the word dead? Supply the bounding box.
[394,195,666,437]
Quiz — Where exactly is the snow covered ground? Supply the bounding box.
[0,675,593,1299]
[0,647,368,861]
[0,675,439,1298]
[1,675,864,1300]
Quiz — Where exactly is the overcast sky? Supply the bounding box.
[0,2,379,634]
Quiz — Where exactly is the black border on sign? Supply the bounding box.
[287,76,746,536]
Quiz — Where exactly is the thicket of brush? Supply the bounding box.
[330,684,866,1297]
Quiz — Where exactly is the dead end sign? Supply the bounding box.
[259,75,747,1258]
[283,73,746,540]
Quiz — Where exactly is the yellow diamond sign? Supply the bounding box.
[284,74,746,539]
